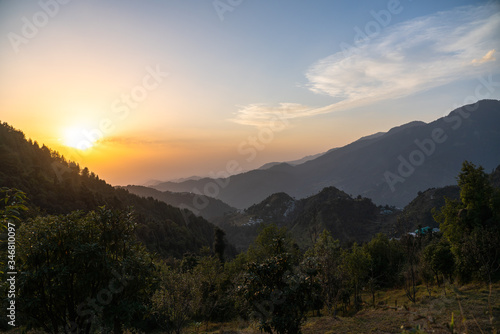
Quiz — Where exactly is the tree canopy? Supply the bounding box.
[16,207,155,333]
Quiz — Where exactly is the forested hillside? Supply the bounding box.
[214,187,399,252]
[0,122,225,258]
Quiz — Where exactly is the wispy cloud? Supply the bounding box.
[472,49,496,65]
[230,103,326,127]
[232,4,500,127]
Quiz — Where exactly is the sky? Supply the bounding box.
[0,0,499,186]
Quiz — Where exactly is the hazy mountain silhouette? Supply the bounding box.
[258,149,335,170]
[121,185,237,220]
[152,100,500,209]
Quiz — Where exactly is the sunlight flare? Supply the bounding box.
[62,127,97,150]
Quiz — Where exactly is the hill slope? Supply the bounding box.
[0,122,223,258]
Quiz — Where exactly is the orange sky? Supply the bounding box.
[1,1,498,185]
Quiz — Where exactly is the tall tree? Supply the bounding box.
[364,233,404,289]
[401,234,420,303]
[342,243,371,309]
[242,228,315,334]
[213,227,226,263]
[435,161,500,283]
[151,266,200,334]
[195,255,238,326]
[246,224,300,264]
[306,230,344,315]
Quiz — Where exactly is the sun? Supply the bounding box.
[62,127,97,150]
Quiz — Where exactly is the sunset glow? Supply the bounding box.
[1,0,499,186]
[62,127,97,150]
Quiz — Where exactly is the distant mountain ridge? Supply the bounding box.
[121,185,237,220]
[258,149,335,170]
[152,100,500,209]
[353,131,386,143]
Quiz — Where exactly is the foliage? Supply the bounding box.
[246,224,300,264]
[401,234,421,303]
[213,227,226,263]
[364,233,405,305]
[421,238,454,284]
[459,226,500,283]
[435,161,500,283]
[242,231,316,334]
[306,230,345,314]
[0,188,27,273]
[342,243,371,309]
[193,255,237,323]
[0,187,28,228]
[151,266,200,334]
[364,233,405,288]
[16,207,156,333]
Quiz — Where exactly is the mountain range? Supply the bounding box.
[150,99,500,209]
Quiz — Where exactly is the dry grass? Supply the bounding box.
[185,282,500,334]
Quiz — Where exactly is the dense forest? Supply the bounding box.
[1,122,500,333]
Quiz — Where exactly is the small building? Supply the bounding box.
[410,226,440,236]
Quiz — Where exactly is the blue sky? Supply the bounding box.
[0,0,499,185]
